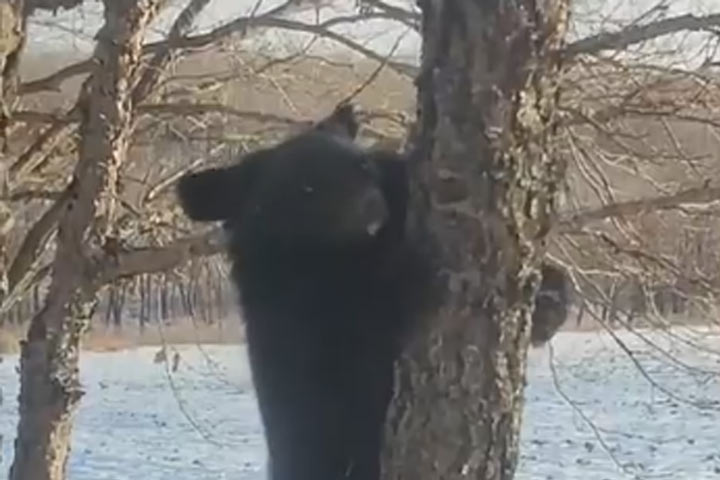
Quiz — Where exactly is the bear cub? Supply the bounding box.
[176,104,570,480]
[177,105,434,480]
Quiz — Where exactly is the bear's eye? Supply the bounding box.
[303,185,314,194]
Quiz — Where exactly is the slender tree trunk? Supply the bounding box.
[190,271,200,319]
[33,284,41,313]
[170,281,178,318]
[147,275,153,323]
[10,2,163,479]
[139,275,148,333]
[105,287,115,326]
[214,268,226,319]
[179,280,193,316]
[159,275,169,321]
[576,301,585,326]
[383,1,570,479]
[113,283,126,329]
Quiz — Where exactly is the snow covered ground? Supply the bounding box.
[1,327,719,480]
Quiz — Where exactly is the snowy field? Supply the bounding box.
[1,328,719,480]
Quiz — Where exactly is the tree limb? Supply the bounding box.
[6,187,69,293]
[556,184,720,233]
[20,10,416,96]
[565,13,720,57]
[3,188,63,201]
[139,102,301,124]
[19,60,93,95]
[8,108,77,178]
[143,14,417,75]
[18,10,720,97]
[97,227,225,283]
[131,0,213,105]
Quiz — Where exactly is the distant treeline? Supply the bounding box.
[1,258,235,331]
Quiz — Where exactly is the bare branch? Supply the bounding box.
[177,15,416,76]
[2,188,63,201]
[143,154,213,203]
[19,60,93,95]
[6,189,69,293]
[131,0,213,105]
[0,262,51,315]
[19,2,297,95]
[339,26,412,105]
[19,9,417,96]
[566,13,720,57]
[556,183,720,233]
[98,228,225,282]
[18,103,408,131]
[139,102,300,125]
[9,109,77,178]
[13,103,299,126]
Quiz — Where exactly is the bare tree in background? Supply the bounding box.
[10,2,167,478]
[1,0,720,479]
[6,0,236,477]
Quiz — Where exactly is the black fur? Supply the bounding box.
[176,104,569,480]
[531,263,571,346]
[176,121,433,480]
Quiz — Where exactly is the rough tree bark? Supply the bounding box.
[0,0,24,302]
[0,0,23,149]
[9,1,165,479]
[383,1,571,479]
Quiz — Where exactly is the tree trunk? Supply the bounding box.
[159,275,169,321]
[139,275,148,333]
[10,2,163,479]
[113,283,126,329]
[0,0,25,304]
[214,268,227,319]
[383,1,570,479]
[179,279,193,316]
[0,0,24,151]
[33,284,41,313]
[105,287,115,326]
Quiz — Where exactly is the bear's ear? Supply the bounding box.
[177,158,261,222]
[313,102,359,140]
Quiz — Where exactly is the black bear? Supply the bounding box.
[176,105,435,480]
[176,104,571,480]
